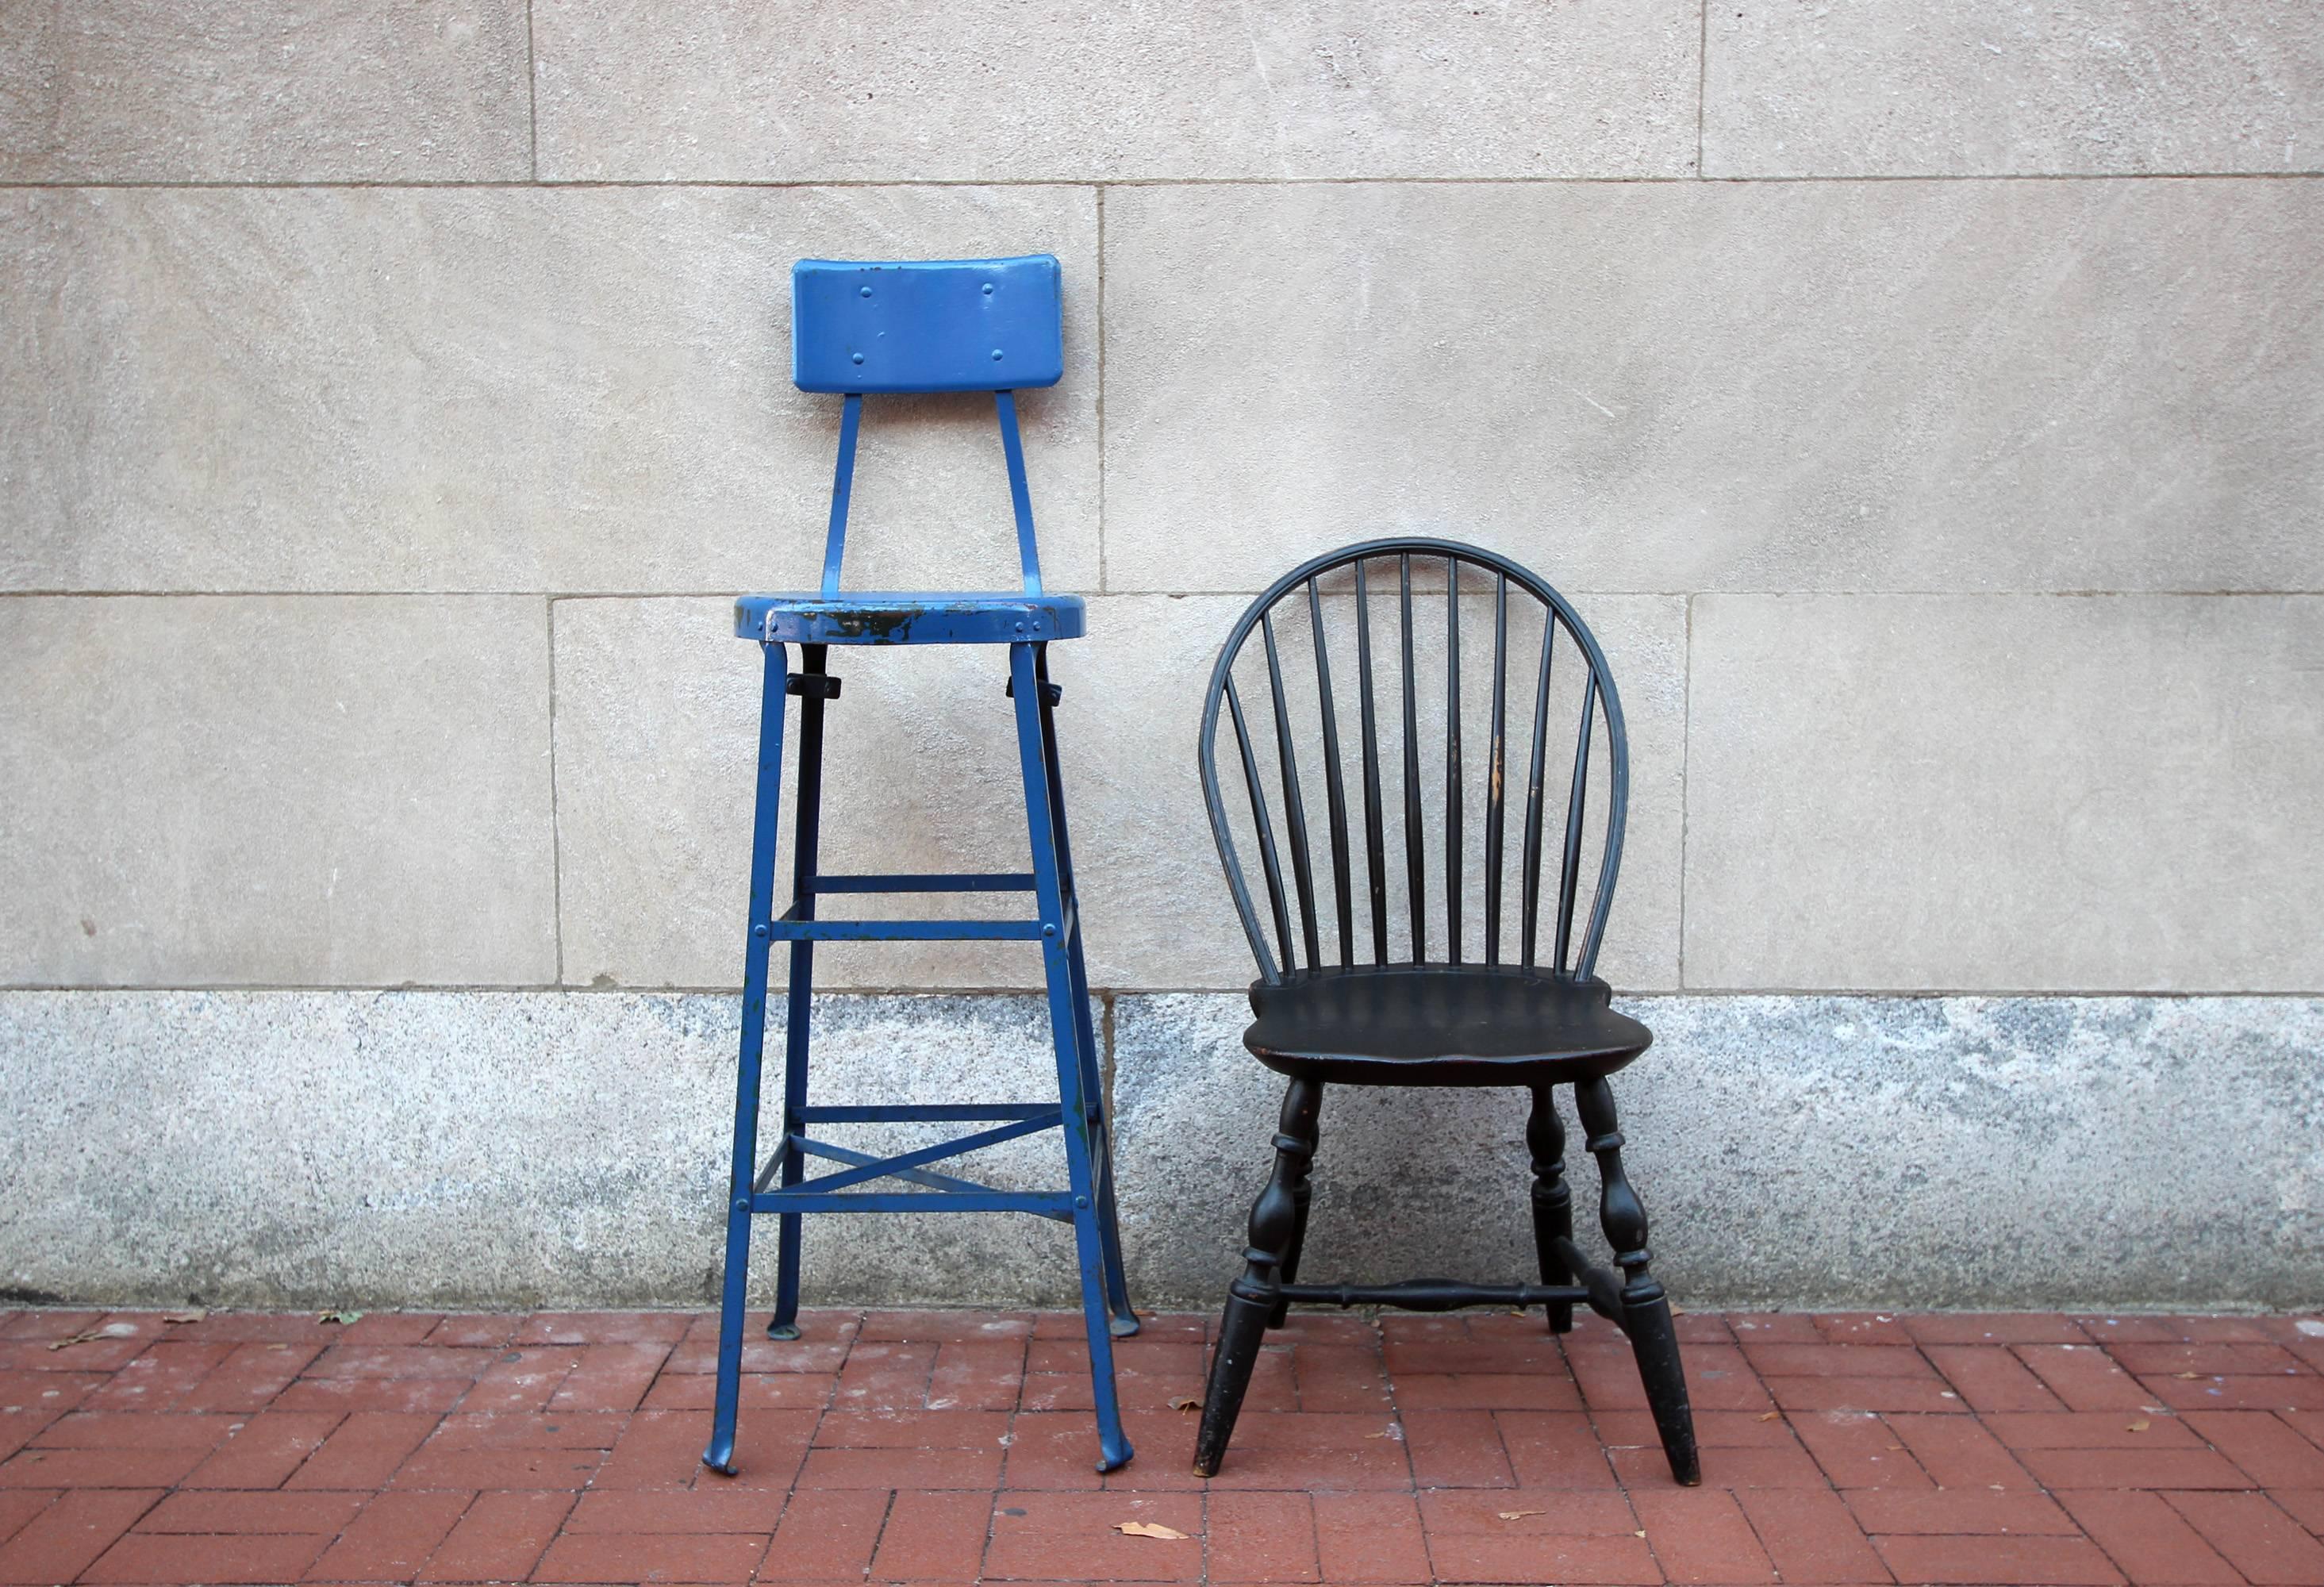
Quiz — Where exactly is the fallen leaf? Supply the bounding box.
[1498,1510,1546,1521]
[2127,1420,2150,1432]
[1756,1411,1782,1422]
[1669,1304,1686,1316]
[2174,1371,2203,1379]
[1113,1522,1190,1540]
[1634,1530,1649,1539]
[44,1323,133,1351]
[317,1310,365,1325]
[163,1310,207,1325]
[1167,1397,1200,1413]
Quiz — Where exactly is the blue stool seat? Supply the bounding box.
[734,591,1085,647]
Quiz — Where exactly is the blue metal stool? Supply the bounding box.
[702,255,1138,1477]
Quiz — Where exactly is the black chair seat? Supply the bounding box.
[1246,965,1650,1086]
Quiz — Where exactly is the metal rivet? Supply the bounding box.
[991,348,1004,359]
[752,924,770,938]
[982,282,994,294]
[1074,1196,1089,1209]
[851,352,864,364]
[1043,923,1058,938]
[859,286,872,298]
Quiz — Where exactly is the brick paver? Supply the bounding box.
[0,1305,2318,1583]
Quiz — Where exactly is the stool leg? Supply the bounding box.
[1034,647,1136,1337]
[1071,925,1137,1337]
[1573,1074,1699,1486]
[769,644,832,1342]
[1527,1084,1575,1334]
[705,641,789,1477]
[1011,642,1133,1472]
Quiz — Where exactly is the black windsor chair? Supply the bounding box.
[1189,538,1699,1486]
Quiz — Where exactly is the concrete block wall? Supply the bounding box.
[3,2,2320,1312]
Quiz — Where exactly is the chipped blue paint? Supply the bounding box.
[732,593,1085,647]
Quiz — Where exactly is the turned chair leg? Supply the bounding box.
[1195,1075,1321,1476]
[1527,1084,1575,1335]
[1266,1084,1322,1328]
[1573,1074,1700,1486]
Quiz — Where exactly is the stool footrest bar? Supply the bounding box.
[754,1189,1074,1220]
[800,1103,1060,1123]
[765,917,1048,941]
[812,872,1036,893]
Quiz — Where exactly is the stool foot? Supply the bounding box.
[1108,1313,1142,1339]
[764,1320,801,1341]
[701,1434,737,1477]
[1096,1432,1135,1474]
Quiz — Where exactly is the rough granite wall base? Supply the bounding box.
[4,990,2315,1313]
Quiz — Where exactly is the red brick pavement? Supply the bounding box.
[0,1305,2320,1583]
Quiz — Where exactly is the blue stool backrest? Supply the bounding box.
[792,255,1063,597]
[793,256,1062,394]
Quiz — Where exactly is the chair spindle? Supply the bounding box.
[1553,675,1598,976]
[1224,674,1293,978]
[1519,620,1557,967]
[1355,561,1389,966]
[1308,579,1355,968]
[1399,555,1424,962]
[1261,613,1321,974]
[1485,574,1509,966]
[1445,558,1463,963]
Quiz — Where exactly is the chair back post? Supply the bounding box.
[1198,538,1630,986]
[817,394,864,597]
[993,390,1043,595]
[791,254,1066,597]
